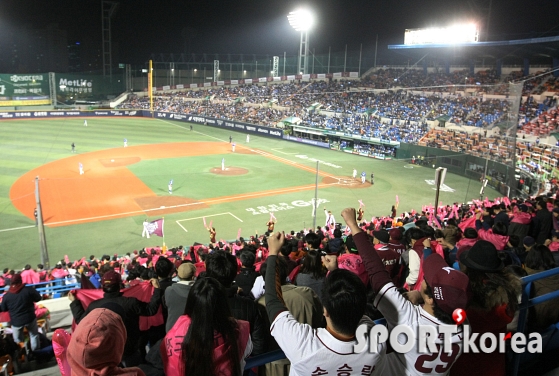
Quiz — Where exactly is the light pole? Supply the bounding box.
[288,9,314,75]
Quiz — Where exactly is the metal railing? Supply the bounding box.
[511,268,559,375]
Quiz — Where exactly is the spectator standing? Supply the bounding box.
[205,251,267,355]
[534,199,553,244]
[340,208,470,376]
[68,270,162,366]
[264,231,384,375]
[0,274,42,350]
[293,250,326,302]
[235,251,259,297]
[165,263,196,332]
[161,277,252,375]
[452,240,521,376]
[20,264,39,285]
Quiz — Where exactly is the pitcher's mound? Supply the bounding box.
[210,167,248,176]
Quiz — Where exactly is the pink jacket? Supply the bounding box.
[510,212,532,225]
[478,228,509,251]
[21,269,40,285]
[162,315,251,375]
[456,237,478,250]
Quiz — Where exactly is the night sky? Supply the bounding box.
[1,0,558,64]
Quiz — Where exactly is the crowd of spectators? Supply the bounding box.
[119,69,558,148]
[3,194,559,374]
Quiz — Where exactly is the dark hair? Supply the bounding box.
[424,282,456,325]
[508,234,520,248]
[408,227,425,241]
[492,222,507,236]
[321,269,366,336]
[24,265,31,270]
[463,227,478,239]
[421,226,435,239]
[333,229,342,238]
[525,245,556,271]
[466,269,519,314]
[155,257,174,279]
[182,277,242,376]
[305,232,321,249]
[239,251,256,268]
[205,251,237,287]
[300,250,326,280]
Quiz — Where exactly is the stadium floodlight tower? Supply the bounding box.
[288,9,314,75]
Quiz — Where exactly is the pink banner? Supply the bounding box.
[148,218,164,237]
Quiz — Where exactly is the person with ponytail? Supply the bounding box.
[161,277,252,376]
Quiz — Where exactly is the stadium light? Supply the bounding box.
[288,9,314,75]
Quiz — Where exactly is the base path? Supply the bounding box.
[9,142,364,227]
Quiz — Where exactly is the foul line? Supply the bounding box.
[159,119,227,143]
[271,148,298,155]
[0,225,35,233]
[176,212,243,233]
[25,181,339,228]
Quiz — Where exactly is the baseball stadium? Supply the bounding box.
[1,3,559,376]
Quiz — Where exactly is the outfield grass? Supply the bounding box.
[0,116,500,268]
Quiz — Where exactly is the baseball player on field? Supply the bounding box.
[79,162,84,175]
[340,207,470,376]
[361,171,366,184]
[142,219,150,238]
[264,231,385,375]
[353,168,357,179]
[168,179,173,194]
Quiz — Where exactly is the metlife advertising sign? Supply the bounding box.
[57,75,94,95]
[0,74,51,106]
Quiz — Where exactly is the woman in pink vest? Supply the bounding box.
[161,277,252,376]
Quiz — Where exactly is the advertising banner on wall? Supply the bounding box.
[0,74,50,106]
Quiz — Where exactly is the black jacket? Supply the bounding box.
[0,286,41,326]
[235,267,259,298]
[70,288,162,357]
[494,211,510,230]
[535,209,553,244]
[225,286,268,355]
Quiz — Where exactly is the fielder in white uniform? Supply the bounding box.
[341,208,470,376]
[221,158,225,171]
[168,179,173,194]
[124,138,128,147]
[232,142,236,152]
[83,119,87,126]
[361,171,366,184]
[142,219,150,238]
[353,168,357,179]
[265,232,385,376]
[246,134,250,143]
[79,162,84,175]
